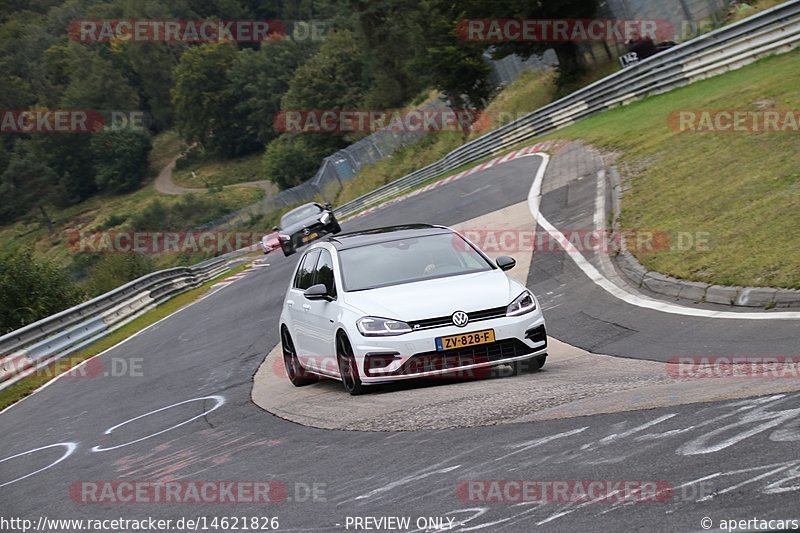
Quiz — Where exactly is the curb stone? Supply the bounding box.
[616,252,647,287]
[641,271,684,299]
[676,281,709,303]
[705,285,741,306]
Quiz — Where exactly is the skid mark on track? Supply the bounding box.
[113,428,281,481]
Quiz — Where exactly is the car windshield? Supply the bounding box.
[281,204,322,227]
[338,233,494,291]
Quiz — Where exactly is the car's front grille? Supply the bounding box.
[290,222,326,244]
[373,338,535,377]
[409,306,507,331]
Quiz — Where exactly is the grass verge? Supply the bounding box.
[0,260,251,411]
[172,152,273,190]
[544,50,800,289]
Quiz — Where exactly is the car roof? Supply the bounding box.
[326,224,452,251]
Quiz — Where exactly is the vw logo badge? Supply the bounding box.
[303,228,311,235]
[452,311,469,327]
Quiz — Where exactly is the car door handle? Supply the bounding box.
[302,304,311,311]
[287,300,294,308]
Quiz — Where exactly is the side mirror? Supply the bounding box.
[272,226,279,232]
[496,256,516,271]
[324,202,333,210]
[304,283,332,301]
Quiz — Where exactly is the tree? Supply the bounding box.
[346,0,427,108]
[32,43,143,204]
[171,41,257,156]
[228,39,316,145]
[413,0,493,110]
[91,128,152,193]
[0,251,85,334]
[262,135,331,189]
[58,44,141,110]
[119,43,179,130]
[277,29,371,161]
[0,11,59,108]
[281,30,370,110]
[0,147,59,227]
[477,0,601,87]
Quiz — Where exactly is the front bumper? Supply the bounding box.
[350,311,547,383]
[289,221,336,248]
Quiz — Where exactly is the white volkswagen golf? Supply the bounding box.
[279,225,548,395]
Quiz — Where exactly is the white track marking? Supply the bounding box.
[525,153,800,320]
[0,442,78,488]
[91,395,225,452]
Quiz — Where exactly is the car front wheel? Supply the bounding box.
[511,353,547,376]
[281,242,295,257]
[336,332,365,395]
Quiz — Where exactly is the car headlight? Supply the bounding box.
[320,212,332,224]
[506,291,536,316]
[356,316,412,336]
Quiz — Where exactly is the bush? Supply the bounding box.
[174,144,208,171]
[127,195,234,231]
[99,213,128,230]
[0,251,86,334]
[262,135,330,189]
[92,129,153,193]
[82,253,155,297]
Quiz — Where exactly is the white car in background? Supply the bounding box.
[279,224,548,395]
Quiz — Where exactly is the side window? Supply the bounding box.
[294,250,320,290]
[314,249,337,298]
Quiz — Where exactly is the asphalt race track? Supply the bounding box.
[2,155,799,532]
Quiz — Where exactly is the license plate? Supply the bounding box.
[302,232,318,243]
[436,329,495,351]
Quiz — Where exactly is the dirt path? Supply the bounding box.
[154,156,278,197]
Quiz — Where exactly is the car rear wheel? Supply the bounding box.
[336,333,365,395]
[281,327,317,386]
[511,353,547,376]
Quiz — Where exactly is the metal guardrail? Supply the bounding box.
[332,0,800,219]
[0,257,232,391]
